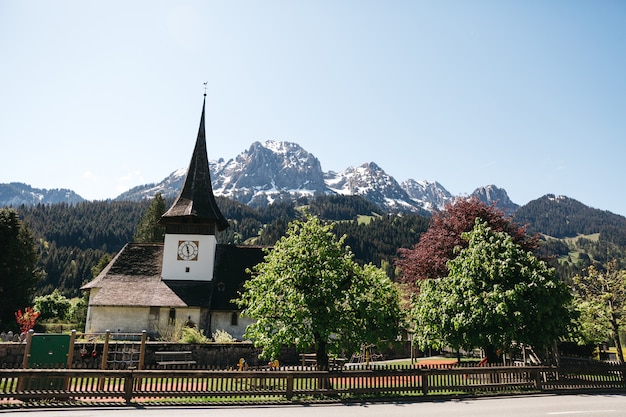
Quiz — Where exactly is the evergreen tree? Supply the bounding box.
[133,193,166,243]
[0,208,43,331]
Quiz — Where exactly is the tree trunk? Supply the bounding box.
[484,344,501,384]
[484,344,500,364]
[315,338,329,369]
[610,316,625,364]
[314,336,331,390]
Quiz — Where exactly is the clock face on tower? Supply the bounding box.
[177,240,199,261]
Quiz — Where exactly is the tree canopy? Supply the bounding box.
[396,198,537,291]
[0,208,42,331]
[572,261,626,363]
[412,219,572,362]
[235,216,403,368]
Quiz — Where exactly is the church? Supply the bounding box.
[81,97,266,340]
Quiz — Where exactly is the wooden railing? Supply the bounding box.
[0,364,624,406]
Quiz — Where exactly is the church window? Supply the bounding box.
[231,312,238,326]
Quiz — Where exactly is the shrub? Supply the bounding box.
[181,326,210,343]
[34,290,71,321]
[212,329,235,343]
[155,319,185,342]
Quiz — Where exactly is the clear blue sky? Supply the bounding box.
[1,1,625,215]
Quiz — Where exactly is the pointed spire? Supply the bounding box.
[160,96,229,232]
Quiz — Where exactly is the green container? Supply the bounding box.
[28,334,71,368]
[24,334,71,390]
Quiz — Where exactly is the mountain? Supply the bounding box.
[325,162,431,215]
[1,141,517,215]
[115,168,187,202]
[471,185,520,215]
[0,182,84,206]
[514,194,626,244]
[111,141,452,215]
[401,179,454,212]
[212,141,328,207]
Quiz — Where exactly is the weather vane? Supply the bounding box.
[203,82,208,97]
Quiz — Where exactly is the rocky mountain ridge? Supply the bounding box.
[1,140,520,215]
[0,182,84,206]
[112,140,518,215]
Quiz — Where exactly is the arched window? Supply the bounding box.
[169,308,176,322]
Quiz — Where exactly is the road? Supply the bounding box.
[2,394,626,417]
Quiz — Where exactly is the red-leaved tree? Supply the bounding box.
[15,307,41,336]
[395,197,538,291]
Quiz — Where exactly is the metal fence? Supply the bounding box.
[1,363,624,406]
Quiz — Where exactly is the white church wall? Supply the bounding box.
[85,306,151,334]
[211,311,254,341]
[85,305,203,335]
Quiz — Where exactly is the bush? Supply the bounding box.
[155,320,185,342]
[34,290,71,321]
[212,329,235,343]
[181,326,210,343]
[69,294,89,332]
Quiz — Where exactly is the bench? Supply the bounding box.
[300,353,347,368]
[155,351,196,368]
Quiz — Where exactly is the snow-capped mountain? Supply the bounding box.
[211,141,328,206]
[325,163,430,215]
[400,179,454,212]
[111,140,512,215]
[0,141,519,215]
[0,182,84,206]
[115,168,187,202]
[110,140,519,214]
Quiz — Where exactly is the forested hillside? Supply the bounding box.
[515,194,626,244]
[14,195,430,296]
[514,194,626,283]
[12,193,626,297]
[19,201,149,296]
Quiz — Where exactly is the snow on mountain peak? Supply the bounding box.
[104,141,518,215]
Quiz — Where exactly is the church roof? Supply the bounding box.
[212,244,268,311]
[160,98,229,231]
[82,243,195,307]
[81,242,265,310]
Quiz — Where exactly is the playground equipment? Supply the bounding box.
[23,330,147,370]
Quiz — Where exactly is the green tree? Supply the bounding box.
[396,198,537,291]
[235,216,403,368]
[34,289,71,321]
[69,292,89,332]
[572,261,626,363]
[412,219,572,363]
[0,208,42,331]
[133,193,166,243]
[91,253,112,278]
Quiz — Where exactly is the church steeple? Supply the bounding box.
[160,96,228,282]
[160,97,229,234]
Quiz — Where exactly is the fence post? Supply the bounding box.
[531,369,542,390]
[101,330,111,370]
[286,374,294,400]
[421,369,429,395]
[124,370,134,405]
[138,331,147,370]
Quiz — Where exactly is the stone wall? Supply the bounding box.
[0,341,299,369]
[1,340,411,369]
